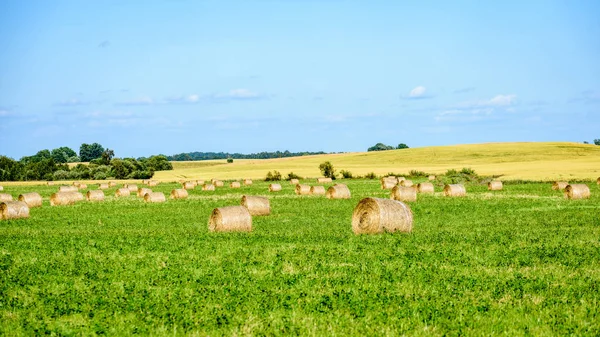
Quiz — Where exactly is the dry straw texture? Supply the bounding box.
[170,189,189,199]
[597,177,600,185]
[416,182,435,194]
[108,182,117,187]
[59,186,78,192]
[230,182,241,188]
[552,181,568,190]
[488,181,503,191]
[183,182,195,190]
[142,179,150,184]
[1,201,30,220]
[0,186,3,191]
[290,179,299,185]
[444,184,466,197]
[397,177,406,182]
[77,183,88,189]
[46,182,54,186]
[391,186,417,202]
[295,184,311,195]
[400,179,414,187]
[428,175,436,181]
[310,186,326,195]
[125,184,138,192]
[351,197,413,234]
[241,195,271,216]
[138,188,152,198]
[148,180,159,187]
[317,177,332,183]
[196,180,205,186]
[381,177,398,190]
[0,193,13,202]
[18,192,43,208]
[86,190,105,202]
[214,180,224,187]
[208,206,252,232]
[244,179,253,186]
[144,192,166,203]
[269,184,282,192]
[564,184,591,200]
[326,184,351,199]
[203,184,216,191]
[98,183,109,190]
[115,188,131,197]
[50,192,84,206]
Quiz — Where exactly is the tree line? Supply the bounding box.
[167,150,327,161]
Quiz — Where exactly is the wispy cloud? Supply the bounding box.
[403,86,433,100]
[164,94,201,104]
[220,88,264,100]
[0,109,10,117]
[115,96,154,106]
[98,40,110,48]
[53,98,91,107]
[569,90,600,104]
[436,94,518,122]
[455,94,517,109]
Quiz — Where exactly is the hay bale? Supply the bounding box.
[77,183,88,189]
[183,182,195,190]
[0,186,3,191]
[1,201,30,220]
[552,181,568,190]
[138,187,153,198]
[125,184,138,192]
[142,179,149,184]
[351,197,413,234]
[148,180,159,187]
[295,184,311,195]
[268,184,282,192]
[144,192,166,203]
[488,181,503,191]
[564,184,591,200]
[46,181,55,186]
[310,185,326,195]
[416,182,434,194]
[214,180,224,187]
[326,184,351,199]
[597,177,600,185]
[170,189,189,199]
[428,175,436,181]
[115,188,131,197]
[317,177,332,183]
[50,192,84,206]
[86,190,105,201]
[381,177,398,190]
[444,184,466,197]
[397,177,406,182]
[391,186,417,202]
[208,206,252,232]
[196,180,204,186]
[241,195,270,216]
[98,183,109,190]
[59,186,78,192]
[230,181,241,188]
[108,181,117,187]
[203,184,215,191]
[244,179,253,186]
[0,193,13,202]
[290,178,299,185]
[400,180,413,187]
[18,192,43,208]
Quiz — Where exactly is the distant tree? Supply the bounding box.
[367,143,394,152]
[583,141,589,144]
[227,158,233,163]
[319,161,336,179]
[143,155,173,172]
[0,156,24,181]
[101,149,115,165]
[594,139,600,146]
[79,143,105,162]
[397,143,409,149]
[51,147,77,163]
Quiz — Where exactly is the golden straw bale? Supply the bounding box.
[351,197,413,234]
[125,184,138,192]
[0,186,3,191]
[241,195,270,216]
[269,184,282,192]
[46,181,55,186]
[203,184,216,191]
[142,179,150,184]
[597,177,600,185]
[428,175,436,181]
[381,177,398,190]
[115,188,131,197]
[98,183,109,190]
[310,185,326,195]
[416,182,435,194]
[564,184,591,200]
[230,182,241,188]
[391,186,417,202]
[86,190,105,201]
[196,180,204,186]
[148,180,159,187]
[326,184,351,199]
[208,206,252,232]
[295,184,311,195]
[59,186,78,192]
[108,181,117,187]
[50,192,84,206]
[183,182,195,190]
[1,201,30,220]
[290,179,299,185]
[552,181,568,190]
[138,187,152,197]
[144,192,166,203]
[214,180,224,187]
[317,177,332,183]
[244,179,253,186]
[397,177,406,182]
[0,193,13,202]
[170,189,189,199]
[18,192,43,208]
[488,181,503,191]
[400,180,413,187]
[444,184,466,197]
[77,183,88,189]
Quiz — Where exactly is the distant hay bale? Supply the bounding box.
[183,182,195,190]
[488,181,503,191]
[142,179,150,185]
[230,182,241,188]
[18,192,43,208]
[148,180,159,187]
[428,175,436,181]
[98,183,109,190]
[444,184,466,197]
[208,206,252,232]
[317,177,332,183]
[125,184,138,192]
[244,179,253,186]
[552,181,568,190]
[196,180,204,186]
[77,183,88,189]
[108,181,117,187]
[290,179,299,185]
[1,201,30,220]
[170,189,188,199]
[241,195,270,216]
[59,186,78,192]
[0,193,13,202]
[138,187,152,198]
[144,192,166,203]
[203,184,216,191]
[86,190,105,202]
[0,186,3,191]
[295,184,311,195]
[310,185,326,195]
[326,184,351,199]
[564,184,591,200]
[397,177,406,182]
[597,177,600,185]
[269,184,282,192]
[381,177,398,190]
[115,188,131,197]
[211,178,218,184]
[391,186,417,202]
[214,180,224,187]
[416,182,435,194]
[46,182,54,186]
[50,192,83,206]
[400,180,413,187]
[351,197,413,234]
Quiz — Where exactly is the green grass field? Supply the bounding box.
[1,179,599,335]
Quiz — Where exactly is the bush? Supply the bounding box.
[227,158,233,163]
[340,170,353,179]
[94,172,107,180]
[460,167,477,176]
[265,170,282,181]
[52,170,70,180]
[408,170,428,177]
[318,161,336,179]
[364,172,377,179]
[286,172,302,180]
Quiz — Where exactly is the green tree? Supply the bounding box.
[51,147,77,163]
[79,143,105,162]
[594,139,600,146]
[319,161,336,179]
[0,156,24,181]
[101,149,115,165]
[367,143,394,152]
[397,143,409,149]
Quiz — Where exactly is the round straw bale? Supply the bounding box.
[50,192,83,206]
[98,183,109,190]
[125,184,138,192]
[142,179,149,184]
[597,177,600,185]
[46,181,55,186]
[144,192,166,203]
[86,190,105,201]
[397,176,406,182]
[317,177,332,183]
[564,184,591,200]
[290,178,299,185]
[214,180,224,187]
[351,197,413,234]
[268,184,282,192]
[552,181,568,190]
[391,186,417,202]
[208,206,252,232]
[230,181,241,188]
[72,181,80,186]
[295,184,311,195]
[310,185,326,195]
[400,180,413,187]
[138,187,152,197]
[59,186,78,192]
[170,189,188,199]
[416,182,434,194]
[428,175,436,181]
[488,181,503,191]
[18,192,43,208]
[0,193,13,202]
[108,181,117,187]
[203,184,216,191]
[244,179,253,186]
[1,201,30,220]
[196,180,204,186]
[381,177,397,190]
[326,184,351,199]
[115,188,131,197]
[148,180,159,187]
[241,195,270,216]
[444,184,466,197]
[183,182,195,190]
[0,186,3,191]
[77,183,88,189]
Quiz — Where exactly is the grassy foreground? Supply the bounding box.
[1,179,599,335]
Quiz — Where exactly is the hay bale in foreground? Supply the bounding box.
[269,184,282,192]
[138,187,152,198]
[295,184,311,195]
[428,175,436,181]
[0,193,13,202]
[144,192,166,203]
[444,184,466,197]
[230,181,241,188]
[50,192,83,206]
[317,177,332,183]
[183,182,195,190]
[381,177,398,190]
[170,189,188,199]
[416,182,434,194]
[391,186,417,202]
[148,180,159,187]
[86,190,105,201]
[564,184,591,200]
[1,201,30,220]
[488,181,503,191]
[203,184,216,191]
[351,197,413,234]
[18,192,43,208]
[400,180,413,187]
[241,195,270,216]
[244,179,253,186]
[98,183,109,190]
[208,206,252,232]
[59,186,78,192]
[115,188,131,197]
[552,181,568,191]
[310,185,326,195]
[326,184,351,199]
[125,184,138,192]
[290,179,299,185]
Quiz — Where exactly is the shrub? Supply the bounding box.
[286,172,302,180]
[408,170,428,177]
[94,172,107,180]
[227,158,233,163]
[318,161,336,179]
[265,170,282,181]
[460,167,477,176]
[364,172,377,179]
[340,170,353,179]
[52,170,70,180]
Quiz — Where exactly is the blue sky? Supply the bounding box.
[1,0,599,159]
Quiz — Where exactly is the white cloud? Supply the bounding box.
[488,94,517,106]
[116,96,154,106]
[456,94,517,109]
[227,89,261,99]
[54,98,90,107]
[0,109,9,117]
[409,86,427,98]
[164,94,201,104]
